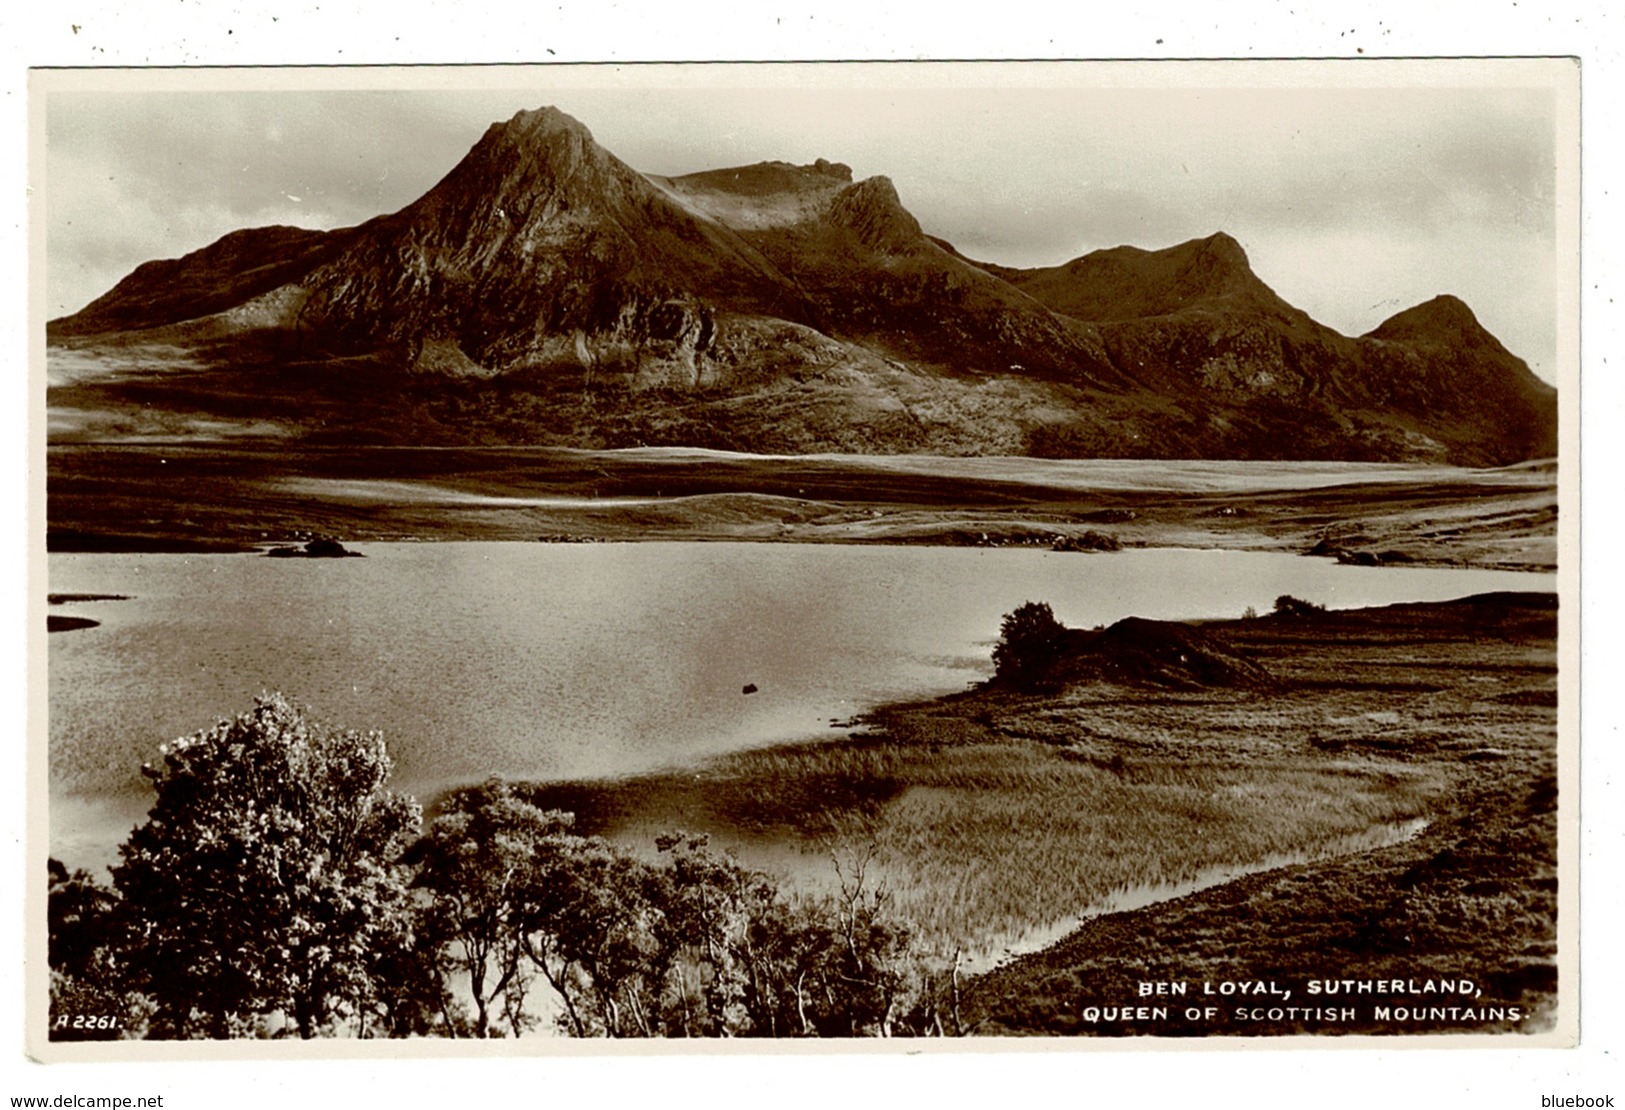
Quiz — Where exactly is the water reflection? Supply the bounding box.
[49,542,1550,868]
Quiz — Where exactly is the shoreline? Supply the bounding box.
[46,510,1556,574]
[46,443,1557,572]
[479,591,1558,1034]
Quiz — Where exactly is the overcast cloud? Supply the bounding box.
[44,74,1562,381]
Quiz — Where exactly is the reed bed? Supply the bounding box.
[544,689,1451,963]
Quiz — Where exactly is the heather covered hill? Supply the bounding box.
[1008,232,1298,323]
[48,106,1557,465]
[51,225,354,337]
[1352,296,1558,464]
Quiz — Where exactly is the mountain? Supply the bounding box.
[48,107,1557,465]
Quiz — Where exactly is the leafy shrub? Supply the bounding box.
[992,601,1068,690]
[1273,594,1327,618]
[111,694,423,1039]
[63,698,957,1039]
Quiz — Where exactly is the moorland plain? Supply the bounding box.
[48,443,1556,572]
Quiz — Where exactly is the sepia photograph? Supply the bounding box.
[31,59,1578,1056]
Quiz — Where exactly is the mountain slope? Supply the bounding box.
[47,107,1557,465]
[656,163,1125,388]
[52,225,353,337]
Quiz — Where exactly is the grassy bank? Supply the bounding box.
[522,711,1445,966]
[506,590,1557,1035]
[960,754,1557,1035]
[953,593,1560,1035]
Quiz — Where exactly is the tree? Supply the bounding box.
[78,697,955,1041]
[406,786,940,1040]
[408,780,576,1038]
[534,840,670,1037]
[649,833,780,1036]
[650,838,929,1038]
[112,694,422,1038]
[48,859,151,1040]
[412,783,685,1039]
[794,847,918,1037]
[992,601,1067,690]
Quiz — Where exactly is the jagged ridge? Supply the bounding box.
[47,106,1557,465]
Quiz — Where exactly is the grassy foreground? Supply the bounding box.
[510,591,1559,1036]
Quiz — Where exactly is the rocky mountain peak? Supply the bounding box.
[1192,230,1249,270]
[1358,295,1508,360]
[1155,232,1258,297]
[425,106,618,210]
[828,175,924,250]
[663,158,854,201]
[496,105,587,135]
[809,158,854,182]
[478,107,599,161]
[1011,231,1284,325]
[1366,294,1496,346]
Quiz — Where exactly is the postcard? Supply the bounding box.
[29,58,1579,1057]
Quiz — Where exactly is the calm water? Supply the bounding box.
[48,542,1551,867]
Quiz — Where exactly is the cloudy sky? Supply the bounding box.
[42,64,1567,380]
